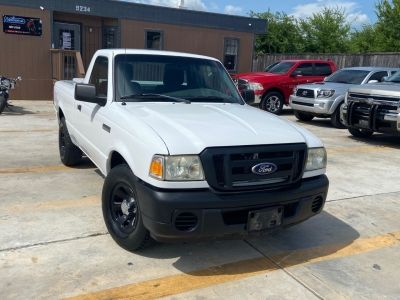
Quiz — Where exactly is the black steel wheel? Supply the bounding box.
[261,91,284,114]
[0,95,6,115]
[294,111,314,122]
[331,102,346,128]
[102,164,152,251]
[348,127,374,138]
[59,117,82,166]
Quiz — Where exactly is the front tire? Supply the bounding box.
[331,102,346,128]
[0,95,6,115]
[59,117,82,166]
[348,127,374,138]
[294,111,314,122]
[102,164,152,251]
[261,91,284,114]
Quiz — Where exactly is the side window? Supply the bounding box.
[145,30,163,50]
[315,63,333,76]
[223,38,239,72]
[89,56,108,97]
[391,70,398,76]
[294,63,313,76]
[369,71,389,82]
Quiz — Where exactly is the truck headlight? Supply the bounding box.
[248,82,264,91]
[305,148,327,171]
[149,155,205,181]
[317,89,335,98]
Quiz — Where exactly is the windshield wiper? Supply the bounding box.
[120,93,191,104]
[328,80,351,84]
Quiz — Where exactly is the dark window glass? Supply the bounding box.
[223,38,239,72]
[114,54,243,104]
[315,63,333,76]
[368,71,389,82]
[89,56,108,97]
[103,26,117,49]
[146,31,163,50]
[269,62,296,74]
[325,69,370,84]
[294,63,313,76]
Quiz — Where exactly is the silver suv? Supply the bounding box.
[289,67,399,128]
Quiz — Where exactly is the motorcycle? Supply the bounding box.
[0,75,22,114]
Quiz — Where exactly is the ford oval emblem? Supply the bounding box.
[251,163,278,176]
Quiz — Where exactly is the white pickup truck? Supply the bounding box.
[54,49,329,251]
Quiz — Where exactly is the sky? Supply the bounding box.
[120,0,378,27]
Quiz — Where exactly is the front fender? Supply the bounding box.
[328,95,345,115]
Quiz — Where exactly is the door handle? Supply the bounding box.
[77,104,82,111]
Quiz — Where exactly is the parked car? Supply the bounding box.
[289,67,399,128]
[342,71,400,138]
[54,49,329,251]
[232,60,337,114]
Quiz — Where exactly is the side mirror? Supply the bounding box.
[381,76,389,82]
[75,83,106,106]
[241,89,255,104]
[291,70,302,77]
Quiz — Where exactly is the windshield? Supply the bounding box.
[386,71,400,83]
[264,61,280,72]
[268,62,295,74]
[115,54,243,104]
[325,69,370,84]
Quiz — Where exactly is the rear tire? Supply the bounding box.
[59,117,82,166]
[102,164,153,251]
[348,127,374,138]
[331,102,346,128]
[294,111,314,122]
[261,91,284,115]
[0,95,6,115]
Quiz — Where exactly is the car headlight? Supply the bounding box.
[248,82,264,91]
[305,148,327,171]
[149,155,205,181]
[317,89,335,98]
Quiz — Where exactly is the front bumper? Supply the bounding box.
[135,175,329,242]
[289,95,337,115]
[342,102,400,134]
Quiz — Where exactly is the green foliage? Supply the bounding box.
[375,0,400,51]
[349,25,382,53]
[299,7,351,53]
[250,10,304,54]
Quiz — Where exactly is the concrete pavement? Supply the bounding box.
[0,101,399,299]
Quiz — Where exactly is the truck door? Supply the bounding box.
[74,55,110,170]
[284,63,314,98]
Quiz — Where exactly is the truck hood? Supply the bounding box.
[124,103,321,154]
[349,82,400,97]
[235,72,284,83]
[298,82,356,95]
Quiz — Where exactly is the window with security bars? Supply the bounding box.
[223,38,239,72]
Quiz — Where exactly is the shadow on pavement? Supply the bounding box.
[137,211,359,275]
[0,104,35,116]
[348,134,400,150]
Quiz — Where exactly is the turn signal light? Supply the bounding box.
[149,156,164,179]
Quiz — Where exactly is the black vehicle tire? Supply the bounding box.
[331,102,346,129]
[294,111,314,122]
[102,164,153,252]
[0,95,6,115]
[59,117,82,166]
[260,91,284,115]
[348,127,374,138]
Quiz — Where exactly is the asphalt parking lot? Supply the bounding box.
[1,101,400,300]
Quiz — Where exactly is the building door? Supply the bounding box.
[83,25,102,68]
[53,22,81,51]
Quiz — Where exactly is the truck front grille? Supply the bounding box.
[200,144,307,192]
[348,93,400,105]
[237,79,249,91]
[296,88,315,98]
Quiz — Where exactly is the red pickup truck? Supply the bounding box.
[233,60,337,114]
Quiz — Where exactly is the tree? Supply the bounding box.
[251,11,304,54]
[299,7,351,53]
[349,25,383,53]
[375,0,400,51]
